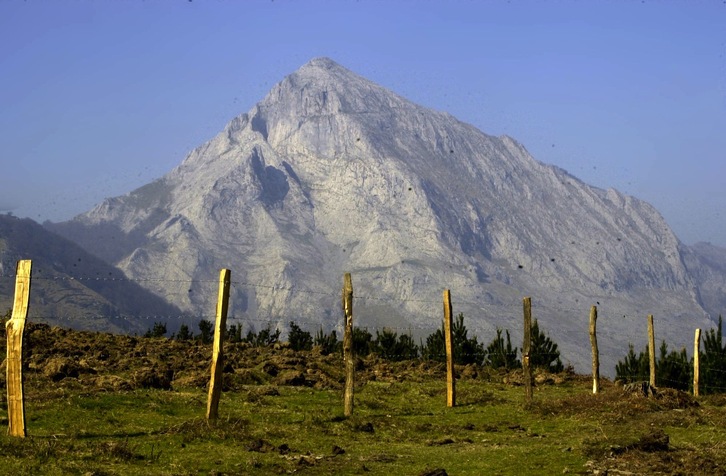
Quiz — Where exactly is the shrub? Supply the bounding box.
[244,325,281,347]
[421,313,484,365]
[144,322,167,338]
[352,327,374,356]
[701,315,726,394]
[529,319,564,372]
[421,327,445,362]
[288,321,313,351]
[615,343,649,383]
[656,341,690,391]
[175,324,193,341]
[616,341,691,391]
[227,323,243,343]
[198,320,214,344]
[373,328,419,361]
[314,328,340,355]
[485,328,520,370]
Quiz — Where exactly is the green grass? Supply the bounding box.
[4,323,724,475]
[3,375,725,475]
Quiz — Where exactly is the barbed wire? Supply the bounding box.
[2,265,721,368]
[13,309,709,339]
[2,272,712,320]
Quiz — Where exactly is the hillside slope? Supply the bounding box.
[1,215,184,334]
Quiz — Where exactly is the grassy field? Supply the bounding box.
[2,325,726,475]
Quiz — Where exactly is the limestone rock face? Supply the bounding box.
[49,57,718,374]
[683,243,726,321]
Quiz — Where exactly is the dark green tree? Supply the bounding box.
[485,328,520,369]
[227,323,243,343]
[0,308,9,339]
[245,325,281,347]
[701,315,726,394]
[0,309,9,339]
[421,327,445,362]
[314,328,340,355]
[656,341,690,391]
[529,319,564,372]
[288,321,313,351]
[373,328,419,361]
[352,327,374,356]
[421,313,484,365]
[198,319,214,344]
[396,333,419,361]
[615,343,649,383]
[616,340,692,391]
[175,324,193,341]
[144,322,167,338]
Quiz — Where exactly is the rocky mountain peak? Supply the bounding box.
[291,56,362,86]
[245,57,422,158]
[266,56,398,109]
[47,57,720,375]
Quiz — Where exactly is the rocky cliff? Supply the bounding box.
[48,57,718,373]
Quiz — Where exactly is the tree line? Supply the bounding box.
[143,313,564,373]
[10,305,724,391]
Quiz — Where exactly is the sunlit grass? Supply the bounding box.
[1,371,725,474]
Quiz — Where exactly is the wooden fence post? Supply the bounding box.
[206,268,231,421]
[6,259,32,437]
[694,328,701,397]
[589,305,600,394]
[343,273,354,417]
[648,314,656,388]
[522,297,533,402]
[443,289,455,407]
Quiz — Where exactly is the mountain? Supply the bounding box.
[0,214,184,334]
[48,57,718,374]
[683,242,726,321]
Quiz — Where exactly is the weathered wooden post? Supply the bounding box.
[206,268,231,421]
[648,314,656,388]
[443,289,455,407]
[694,328,701,397]
[342,273,354,417]
[589,305,600,394]
[523,297,533,402]
[6,259,32,437]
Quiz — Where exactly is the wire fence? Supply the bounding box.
[0,272,711,319]
[2,268,724,393]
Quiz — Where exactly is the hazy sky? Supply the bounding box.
[1,0,724,246]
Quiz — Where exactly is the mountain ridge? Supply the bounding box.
[46,57,720,374]
[0,214,185,334]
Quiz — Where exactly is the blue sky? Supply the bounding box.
[1,0,724,246]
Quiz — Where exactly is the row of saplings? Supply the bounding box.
[144,313,726,394]
[144,313,564,373]
[615,315,726,394]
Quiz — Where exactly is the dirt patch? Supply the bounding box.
[532,380,698,422]
[93,375,133,392]
[2,323,482,395]
[43,356,82,381]
[132,366,173,390]
[419,469,448,476]
[273,370,307,386]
